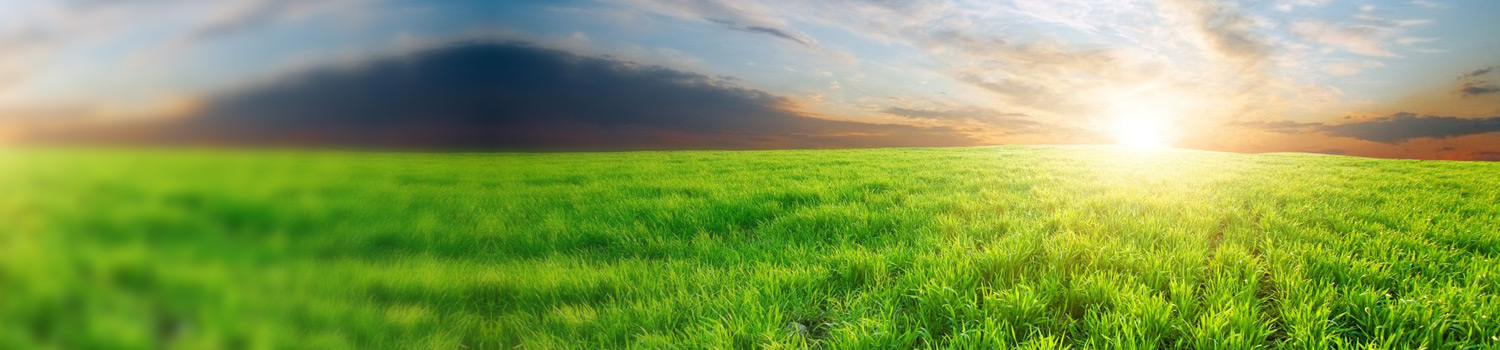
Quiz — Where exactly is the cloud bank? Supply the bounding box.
[21,41,975,150]
[1237,113,1500,144]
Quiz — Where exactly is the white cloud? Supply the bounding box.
[1291,21,1389,56]
[1322,60,1384,76]
[1287,5,1434,58]
[1410,0,1445,9]
[1274,0,1335,12]
[1395,36,1436,46]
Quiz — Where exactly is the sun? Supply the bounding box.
[1102,88,1190,149]
[1110,109,1175,149]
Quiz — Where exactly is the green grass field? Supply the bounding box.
[3,146,1499,349]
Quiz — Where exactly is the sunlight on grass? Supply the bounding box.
[2,146,1498,349]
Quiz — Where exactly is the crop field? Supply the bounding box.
[3,146,1500,349]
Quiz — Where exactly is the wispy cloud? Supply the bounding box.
[1288,6,1433,58]
[1459,67,1494,79]
[1164,0,1271,62]
[1460,83,1500,98]
[606,0,818,47]
[882,107,1046,134]
[1274,0,1333,12]
[1290,21,1392,56]
[1322,60,1384,76]
[1395,36,1437,46]
[1455,66,1498,98]
[1410,0,1446,9]
[707,19,816,47]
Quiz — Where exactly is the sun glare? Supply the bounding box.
[1110,110,1176,149]
[1102,88,1189,150]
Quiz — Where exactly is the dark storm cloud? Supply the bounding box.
[1236,113,1500,144]
[1473,151,1500,161]
[27,41,972,149]
[1321,113,1500,143]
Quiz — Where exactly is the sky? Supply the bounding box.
[2,0,1498,159]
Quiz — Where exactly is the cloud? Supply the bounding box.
[608,0,817,48]
[1290,21,1391,56]
[1164,0,1271,62]
[883,107,1028,121]
[882,107,1044,133]
[185,0,303,43]
[1316,113,1500,143]
[707,19,816,47]
[20,41,975,150]
[1473,151,1500,161]
[1274,0,1333,12]
[1289,7,1432,58]
[1410,0,1445,9]
[1395,36,1436,46]
[1322,60,1384,76]
[568,0,1352,139]
[1238,113,1500,144]
[1010,0,1109,32]
[1455,66,1499,98]
[1459,67,1494,79]
[1226,119,1321,133]
[1460,83,1500,98]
